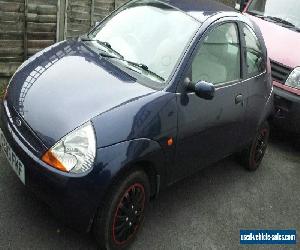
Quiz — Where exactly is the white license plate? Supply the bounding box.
[0,129,25,185]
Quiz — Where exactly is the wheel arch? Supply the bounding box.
[110,160,160,199]
[89,139,166,232]
[94,138,166,207]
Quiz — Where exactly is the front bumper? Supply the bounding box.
[273,86,300,135]
[0,103,107,232]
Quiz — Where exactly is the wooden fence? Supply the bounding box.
[0,0,234,91]
[0,0,127,90]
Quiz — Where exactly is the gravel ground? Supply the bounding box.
[0,131,299,250]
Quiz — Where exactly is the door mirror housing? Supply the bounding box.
[188,80,215,100]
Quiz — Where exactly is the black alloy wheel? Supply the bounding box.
[112,183,145,245]
[239,121,270,171]
[251,127,269,166]
[93,170,150,250]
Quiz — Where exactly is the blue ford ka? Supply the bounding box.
[0,0,273,248]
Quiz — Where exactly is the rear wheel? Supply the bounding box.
[239,121,270,171]
[93,170,150,250]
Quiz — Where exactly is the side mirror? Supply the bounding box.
[187,79,215,100]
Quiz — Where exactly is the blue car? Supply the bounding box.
[0,0,273,248]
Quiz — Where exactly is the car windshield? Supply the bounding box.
[89,0,199,84]
[247,0,300,31]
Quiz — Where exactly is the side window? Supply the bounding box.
[243,25,265,76]
[191,22,241,86]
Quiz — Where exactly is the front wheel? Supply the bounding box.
[240,121,270,171]
[93,170,150,250]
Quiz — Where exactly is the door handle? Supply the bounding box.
[235,94,244,105]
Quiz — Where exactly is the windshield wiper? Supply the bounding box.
[289,27,300,32]
[247,12,296,27]
[264,16,296,28]
[80,36,165,82]
[80,37,124,59]
[113,57,165,82]
[123,60,165,82]
[247,12,300,31]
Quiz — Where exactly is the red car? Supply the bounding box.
[242,0,300,140]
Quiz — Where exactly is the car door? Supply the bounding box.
[239,23,269,143]
[172,21,247,182]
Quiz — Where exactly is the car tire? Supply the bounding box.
[239,121,270,171]
[93,169,150,250]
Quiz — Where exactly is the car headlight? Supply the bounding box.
[286,67,300,89]
[42,122,96,174]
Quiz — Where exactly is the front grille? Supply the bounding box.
[270,60,292,84]
[4,102,47,157]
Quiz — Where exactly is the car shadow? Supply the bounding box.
[269,126,300,153]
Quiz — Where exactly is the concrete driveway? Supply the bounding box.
[0,132,299,250]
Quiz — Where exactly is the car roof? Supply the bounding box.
[159,0,236,22]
